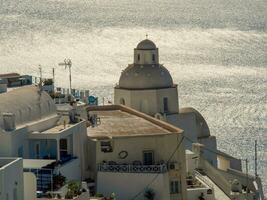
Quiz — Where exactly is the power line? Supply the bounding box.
[129,136,185,200]
[183,135,221,156]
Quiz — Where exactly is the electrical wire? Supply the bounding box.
[129,135,185,200]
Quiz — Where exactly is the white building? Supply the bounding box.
[113,39,265,200]
[114,39,242,169]
[0,85,88,195]
[86,105,187,200]
[0,158,24,200]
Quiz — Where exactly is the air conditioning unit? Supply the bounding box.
[168,162,180,170]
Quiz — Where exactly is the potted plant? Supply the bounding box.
[144,188,155,200]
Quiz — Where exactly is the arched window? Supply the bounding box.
[137,54,140,61]
[163,97,168,113]
[152,54,155,61]
[120,98,125,105]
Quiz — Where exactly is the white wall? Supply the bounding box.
[23,172,36,200]
[88,134,188,200]
[55,158,81,181]
[187,188,215,200]
[198,136,217,167]
[71,121,88,180]
[217,155,230,171]
[97,172,170,200]
[0,158,24,200]
[186,150,198,173]
[0,132,12,156]
[114,87,179,117]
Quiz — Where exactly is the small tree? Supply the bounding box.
[68,181,80,194]
[53,173,66,190]
[95,193,104,197]
[109,192,116,200]
[144,188,155,200]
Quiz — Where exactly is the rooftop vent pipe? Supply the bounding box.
[3,113,16,131]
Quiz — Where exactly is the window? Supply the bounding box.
[170,180,180,194]
[143,150,154,165]
[60,139,68,157]
[152,54,155,61]
[18,146,23,157]
[35,143,40,159]
[101,141,113,153]
[120,98,125,105]
[163,97,169,113]
[137,54,140,61]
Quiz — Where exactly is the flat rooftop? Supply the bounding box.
[87,105,183,139]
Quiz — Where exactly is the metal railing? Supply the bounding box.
[24,168,53,192]
[98,163,168,174]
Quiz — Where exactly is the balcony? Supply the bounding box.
[98,163,168,174]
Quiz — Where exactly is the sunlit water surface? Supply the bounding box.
[0,0,266,194]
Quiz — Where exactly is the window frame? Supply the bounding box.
[100,140,113,153]
[143,150,154,165]
[170,180,180,194]
[163,97,169,113]
[137,54,140,61]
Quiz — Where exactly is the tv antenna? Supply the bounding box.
[58,59,72,94]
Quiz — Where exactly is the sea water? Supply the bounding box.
[0,0,266,194]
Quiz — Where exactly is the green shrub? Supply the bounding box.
[67,181,81,195]
[95,193,104,197]
[144,188,155,200]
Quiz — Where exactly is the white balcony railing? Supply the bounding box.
[98,164,168,174]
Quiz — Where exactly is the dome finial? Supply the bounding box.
[146,33,148,39]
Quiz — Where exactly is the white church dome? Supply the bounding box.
[136,39,157,50]
[118,39,174,89]
[119,64,174,89]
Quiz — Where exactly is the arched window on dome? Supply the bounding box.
[152,54,155,62]
[137,54,140,61]
[120,98,125,105]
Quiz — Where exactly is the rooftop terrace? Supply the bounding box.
[87,105,183,139]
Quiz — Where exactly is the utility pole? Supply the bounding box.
[255,140,258,177]
[245,158,248,197]
[52,67,55,92]
[38,65,43,90]
[58,59,72,94]
[39,65,42,82]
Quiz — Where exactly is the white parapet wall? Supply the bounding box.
[0,158,24,200]
[55,158,81,181]
[97,172,170,200]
